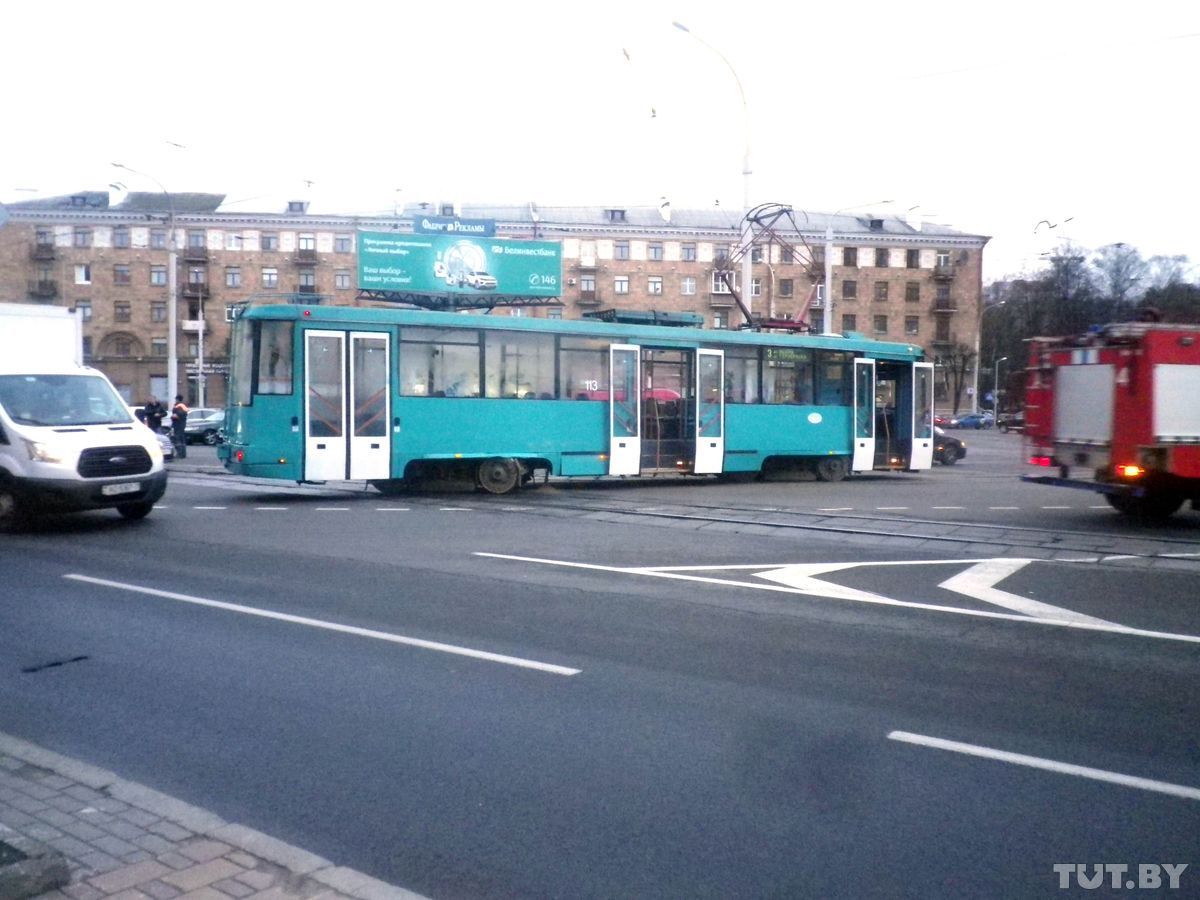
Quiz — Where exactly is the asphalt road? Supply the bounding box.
[2,434,1198,899]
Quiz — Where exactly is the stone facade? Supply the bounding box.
[0,196,989,406]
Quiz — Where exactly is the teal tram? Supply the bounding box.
[218,304,935,494]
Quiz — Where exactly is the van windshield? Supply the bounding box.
[0,374,134,427]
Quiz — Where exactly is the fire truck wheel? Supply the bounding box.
[1105,492,1184,519]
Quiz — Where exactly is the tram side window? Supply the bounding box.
[559,337,610,399]
[257,321,294,395]
[230,319,254,406]
[484,331,555,398]
[723,348,760,403]
[400,327,481,397]
[763,347,814,404]
[816,351,852,405]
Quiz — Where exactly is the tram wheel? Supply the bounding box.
[814,456,850,483]
[370,479,409,496]
[477,458,521,495]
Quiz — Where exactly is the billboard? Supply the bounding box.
[358,231,561,297]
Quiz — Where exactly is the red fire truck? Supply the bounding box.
[1021,321,1200,518]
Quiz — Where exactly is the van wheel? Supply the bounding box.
[0,478,27,532]
[117,500,155,520]
[814,456,850,482]
[477,458,520,495]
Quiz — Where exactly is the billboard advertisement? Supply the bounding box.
[358,231,561,297]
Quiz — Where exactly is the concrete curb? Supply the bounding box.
[0,732,428,900]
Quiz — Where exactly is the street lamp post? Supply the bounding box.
[993,356,1008,416]
[112,163,178,405]
[673,21,753,322]
[972,300,1006,414]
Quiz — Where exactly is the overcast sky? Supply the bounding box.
[4,0,1198,280]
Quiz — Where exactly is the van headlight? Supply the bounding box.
[24,439,65,463]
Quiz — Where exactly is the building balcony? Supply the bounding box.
[710,293,736,309]
[933,263,955,280]
[575,257,598,270]
[930,336,955,348]
[296,284,319,295]
[27,280,58,300]
[576,289,601,306]
[181,319,207,332]
[294,248,318,265]
[181,283,211,299]
[933,299,957,313]
[30,243,56,261]
[182,246,209,263]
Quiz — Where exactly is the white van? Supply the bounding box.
[0,305,167,530]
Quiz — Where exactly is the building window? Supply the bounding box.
[812,246,825,265]
[187,266,206,286]
[614,276,629,294]
[226,267,242,288]
[874,282,889,302]
[648,242,663,261]
[262,232,279,252]
[682,243,697,262]
[81,336,92,357]
[713,313,727,330]
[816,283,825,302]
[842,247,857,267]
[781,247,795,264]
[73,228,92,248]
[114,301,131,322]
[936,284,951,301]
[580,275,596,292]
[289,201,308,213]
[150,265,166,286]
[151,302,166,322]
[936,250,951,268]
[614,241,630,260]
[151,338,167,357]
[648,276,663,295]
[875,248,889,267]
[842,313,857,332]
[905,316,920,335]
[298,234,316,251]
[906,281,920,302]
[681,276,696,296]
[606,209,626,223]
[335,234,353,253]
[36,228,52,246]
[711,271,733,294]
[150,229,167,250]
[751,278,762,297]
[299,272,316,291]
[74,264,92,285]
[187,339,199,357]
[113,264,130,285]
[262,267,278,288]
[75,301,92,321]
[751,246,763,263]
[113,226,131,249]
[187,230,205,248]
[874,315,888,334]
[842,279,858,300]
[906,248,920,269]
[936,318,951,342]
[335,271,351,289]
[114,339,132,357]
[780,278,794,297]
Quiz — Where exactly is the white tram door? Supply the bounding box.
[694,349,725,474]
[348,332,391,481]
[852,359,877,472]
[609,344,641,475]
[910,362,935,470]
[304,330,347,481]
[304,330,392,481]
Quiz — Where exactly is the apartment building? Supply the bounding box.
[0,192,988,406]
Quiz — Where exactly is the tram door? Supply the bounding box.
[852,358,876,472]
[694,349,725,474]
[910,362,935,469]
[609,344,641,475]
[304,330,391,481]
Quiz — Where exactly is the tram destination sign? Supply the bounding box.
[358,231,561,297]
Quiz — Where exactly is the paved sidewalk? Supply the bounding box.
[0,733,425,900]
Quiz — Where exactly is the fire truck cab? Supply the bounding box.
[1022,321,1200,518]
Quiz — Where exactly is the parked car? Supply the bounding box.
[955,412,994,429]
[183,407,225,444]
[128,406,174,459]
[934,414,958,428]
[934,426,966,465]
[997,410,1025,433]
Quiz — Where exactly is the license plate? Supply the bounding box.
[102,482,141,496]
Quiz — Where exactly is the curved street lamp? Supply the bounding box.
[993,356,1009,416]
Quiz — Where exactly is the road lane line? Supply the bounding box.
[376,507,410,512]
[255,507,288,511]
[63,574,580,677]
[193,506,227,510]
[931,506,965,510]
[475,553,1200,644]
[887,731,1200,801]
[314,507,350,511]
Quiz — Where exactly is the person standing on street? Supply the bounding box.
[171,395,189,459]
[143,396,167,432]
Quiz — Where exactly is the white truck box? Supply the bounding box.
[0,303,166,529]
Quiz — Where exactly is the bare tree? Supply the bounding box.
[1146,254,1191,291]
[934,343,976,415]
[1091,243,1147,306]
